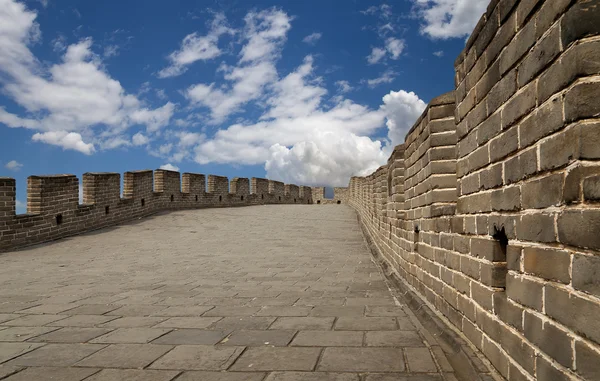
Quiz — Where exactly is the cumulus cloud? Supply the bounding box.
[0,0,174,154]
[157,13,235,78]
[186,8,291,123]
[302,32,321,45]
[335,80,353,93]
[382,90,427,145]
[362,4,405,64]
[367,47,386,64]
[4,160,23,171]
[413,0,488,39]
[159,163,180,171]
[385,38,404,59]
[132,132,149,146]
[364,69,397,88]
[32,131,95,155]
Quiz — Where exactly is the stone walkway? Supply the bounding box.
[0,205,459,380]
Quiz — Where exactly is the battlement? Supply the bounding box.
[348,1,600,380]
[0,170,313,252]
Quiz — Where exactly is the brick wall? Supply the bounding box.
[312,186,349,204]
[348,1,600,380]
[0,170,312,252]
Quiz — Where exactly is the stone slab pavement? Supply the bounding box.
[0,205,482,380]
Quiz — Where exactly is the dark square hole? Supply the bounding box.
[56,214,63,225]
[195,195,198,202]
[105,206,110,215]
[170,194,174,202]
[141,198,145,207]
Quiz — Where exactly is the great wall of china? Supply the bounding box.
[0,0,599,379]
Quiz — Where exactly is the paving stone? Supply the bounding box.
[364,375,443,381]
[100,316,168,328]
[365,306,408,317]
[8,343,105,367]
[62,305,121,315]
[255,307,312,317]
[176,371,267,380]
[220,330,296,346]
[0,326,58,342]
[2,315,68,326]
[229,347,322,371]
[153,306,215,317]
[0,366,23,379]
[345,298,396,306]
[317,348,406,372]
[265,372,360,380]
[291,330,363,347]
[47,315,118,327]
[90,328,172,344]
[335,317,398,331]
[0,304,37,314]
[16,304,79,315]
[75,344,173,368]
[405,347,438,372]
[0,315,20,324]
[27,327,112,343]
[105,305,168,316]
[269,317,334,330]
[2,367,99,381]
[209,297,255,306]
[150,345,244,370]
[155,317,222,329]
[0,343,44,364]
[203,307,261,317]
[310,306,365,317]
[83,369,180,381]
[248,297,299,306]
[152,329,229,345]
[294,298,345,306]
[210,317,276,331]
[365,331,425,347]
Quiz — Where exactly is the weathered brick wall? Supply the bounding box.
[312,186,349,204]
[0,170,312,252]
[349,1,600,380]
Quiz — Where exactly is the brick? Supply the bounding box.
[517,213,556,243]
[482,336,509,378]
[506,246,521,271]
[538,124,581,171]
[506,272,543,311]
[522,246,571,283]
[572,253,600,298]
[584,175,600,201]
[561,0,600,48]
[493,293,523,330]
[457,192,492,214]
[504,148,537,185]
[501,82,536,129]
[538,39,600,104]
[515,0,541,28]
[487,70,517,113]
[545,284,600,345]
[521,173,563,209]
[575,339,600,380]
[471,281,500,312]
[499,324,535,374]
[490,126,518,162]
[563,164,600,203]
[558,209,600,250]
[499,16,536,74]
[491,186,520,212]
[519,95,564,149]
[517,23,562,87]
[471,237,506,261]
[523,311,573,368]
[479,163,503,190]
[480,262,507,288]
[564,81,600,123]
[536,355,573,381]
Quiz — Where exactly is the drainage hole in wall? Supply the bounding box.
[337,200,341,204]
[294,198,296,203]
[261,194,264,199]
[56,214,63,225]
[492,225,509,256]
[105,206,110,215]
[219,195,222,202]
[195,195,198,202]
[170,194,174,202]
[241,195,244,201]
[279,196,281,201]
[317,200,321,204]
[141,198,145,207]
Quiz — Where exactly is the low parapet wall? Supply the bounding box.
[312,187,349,204]
[0,170,313,252]
[349,1,600,380]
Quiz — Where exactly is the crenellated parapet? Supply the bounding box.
[0,170,312,252]
[347,1,600,379]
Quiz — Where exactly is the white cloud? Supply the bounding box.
[4,160,23,171]
[186,8,291,123]
[302,32,322,45]
[367,47,386,64]
[159,163,179,171]
[433,50,444,57]
[335,80,353,93]
[413,0,488,39]
[32,131,95,155]
[132,132,149,146]
[0,0,174,154]
[103,44,119,58]
[364,69,397,88]
[382,90,427,145]
[385,38,404,59]
[158,13,234,78]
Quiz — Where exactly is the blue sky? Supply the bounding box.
[0,0,489,213]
